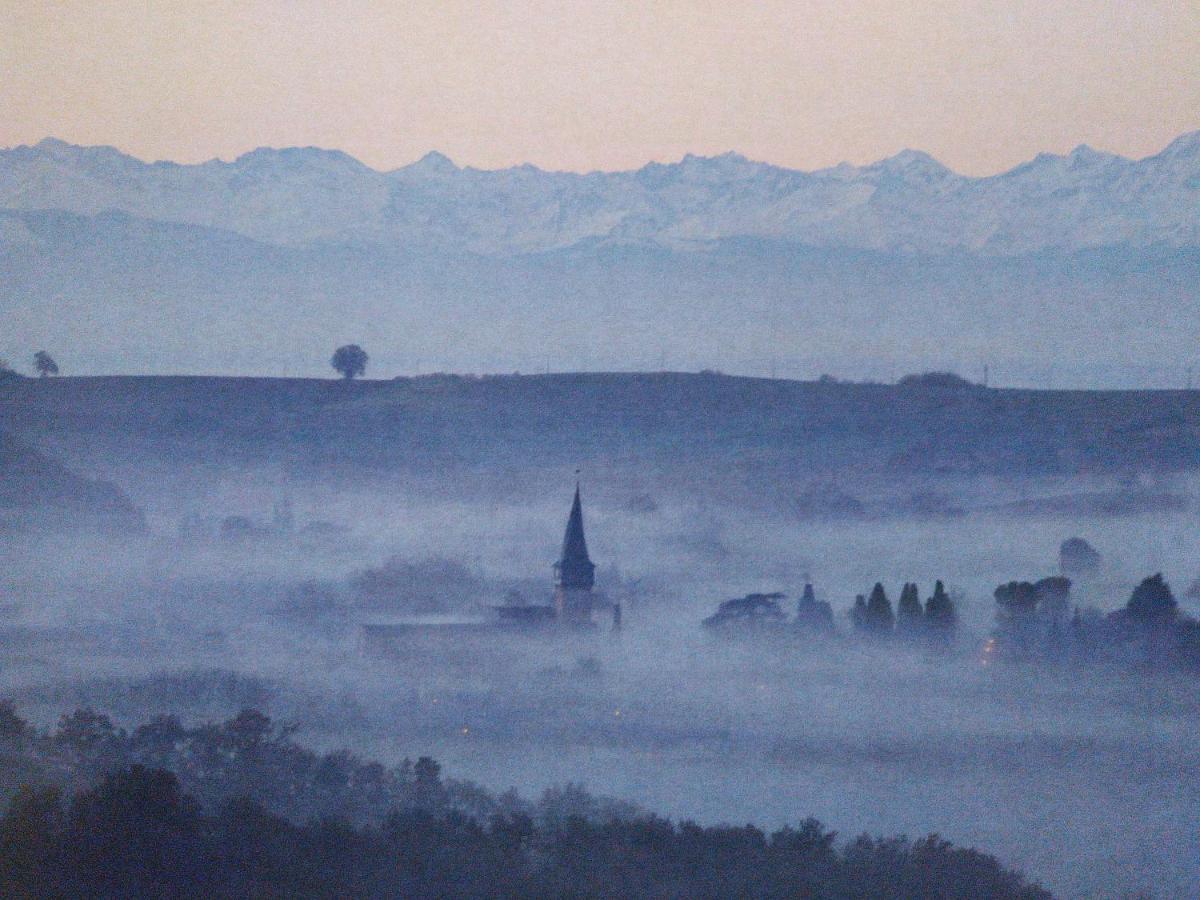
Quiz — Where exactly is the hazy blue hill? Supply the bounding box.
[3,373,1199,483]
[3,208,1198,383]
[0,426,144,531]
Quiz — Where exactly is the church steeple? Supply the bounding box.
[555,483,595,591]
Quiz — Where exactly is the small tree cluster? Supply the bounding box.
[851,581,957,644]
[990,572,1200,671]
[993,577,1072,659]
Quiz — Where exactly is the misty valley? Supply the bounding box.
[6,1,1200,893]
[1,371,1199,897]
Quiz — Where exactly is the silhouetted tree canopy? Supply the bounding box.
[924,580,957,640]
[1033,577,1072,625]
[33,351,58,378]
[863,583,895,635]
[850,594,868,631]
[331,344,368,380]
[896,583,923,635]
[1059,538,1101,577]
[703,593,788,631]
[795,583,835,632]
[994,582,1038,618]
[0,706,1052,899]
[1125,573,1177,625]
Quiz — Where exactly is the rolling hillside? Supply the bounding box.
[3,373,1198,484]
[0,419,144,532]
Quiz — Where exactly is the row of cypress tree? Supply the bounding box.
[849,581,957,640]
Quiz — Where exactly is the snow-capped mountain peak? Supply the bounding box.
[0,132,1196,255]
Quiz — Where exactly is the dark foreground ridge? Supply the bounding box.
[3,371,1200,478]
[0,704,1049,898]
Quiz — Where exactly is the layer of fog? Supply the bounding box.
[3,470,1200,898]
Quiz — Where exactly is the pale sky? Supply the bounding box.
[2,1,1197,174]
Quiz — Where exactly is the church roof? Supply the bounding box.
[556,484,595,590]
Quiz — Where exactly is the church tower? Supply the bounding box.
[554,484,596,624]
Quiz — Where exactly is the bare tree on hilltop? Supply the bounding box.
[331,344,368,380]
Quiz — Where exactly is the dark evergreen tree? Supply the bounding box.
[799,583,816,609]
[1126,573,1178,625]
[896,583,924,636]
[63,766,202,896]
[1174,617,1200,671]
[924,580,957,643]
[850,595,868,632]
[795,583,834,632]
[863,583,894,636]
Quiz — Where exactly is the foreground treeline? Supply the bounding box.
[0,704,552,828]
[0,706,1050,898]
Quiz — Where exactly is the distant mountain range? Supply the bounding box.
[2,133,1198,256]
[2,135,1198,382]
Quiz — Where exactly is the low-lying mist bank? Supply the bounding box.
[3,486,1200,897]
[5,371,1200,896]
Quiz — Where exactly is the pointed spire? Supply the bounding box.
[556,482,595,590]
